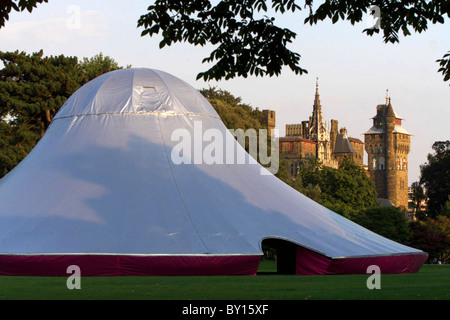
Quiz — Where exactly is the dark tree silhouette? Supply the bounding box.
[138,0,450,83]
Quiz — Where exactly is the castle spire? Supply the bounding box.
[314,77,320,103]
[385,89,389,105]
[313,77,321,112]
[309,77,326,140]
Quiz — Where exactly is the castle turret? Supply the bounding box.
[261,109,276,136]
[364,93,411,210]
[330,119,339,152]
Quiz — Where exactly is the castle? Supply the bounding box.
[261,81,411,210]
[277,79,364,176]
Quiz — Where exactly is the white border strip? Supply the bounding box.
[0,252,262,257]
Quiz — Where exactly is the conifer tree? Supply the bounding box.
[0,50,124,177]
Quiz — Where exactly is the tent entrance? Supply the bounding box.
[261,238,297,274]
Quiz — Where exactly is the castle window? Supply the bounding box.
[370,145,373,153]
[374,146,378,153]
[372,157,377,170]
[379,157,385,170]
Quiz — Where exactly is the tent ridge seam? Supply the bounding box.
[155,111,211,253]
[52,111,221,121]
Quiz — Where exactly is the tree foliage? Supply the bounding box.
[200,86,265,131]
[306,1,449,43]
[138,0,450,83]
[409,220,450,264]
[0,50,82,136]
[438,196,450,218]
[139,0,307,81]
[0,0,48,28]
[79,53,127,85]
[410,181,427,220]
[352,206,412,244]
[0,50,125,177]
[274,158,291,184]
[425,215,450,263]
[419,140,450,219]
[437,51,450,83]
[293,158,378,218]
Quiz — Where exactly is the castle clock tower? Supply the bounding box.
[364,93,411,210]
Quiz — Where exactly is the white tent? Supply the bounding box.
[0,68,427,276]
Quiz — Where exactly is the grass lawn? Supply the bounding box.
[0,261,448,300]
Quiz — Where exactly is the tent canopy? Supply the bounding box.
[0,68,427,275]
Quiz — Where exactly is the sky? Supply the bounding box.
[0,0,449,185]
